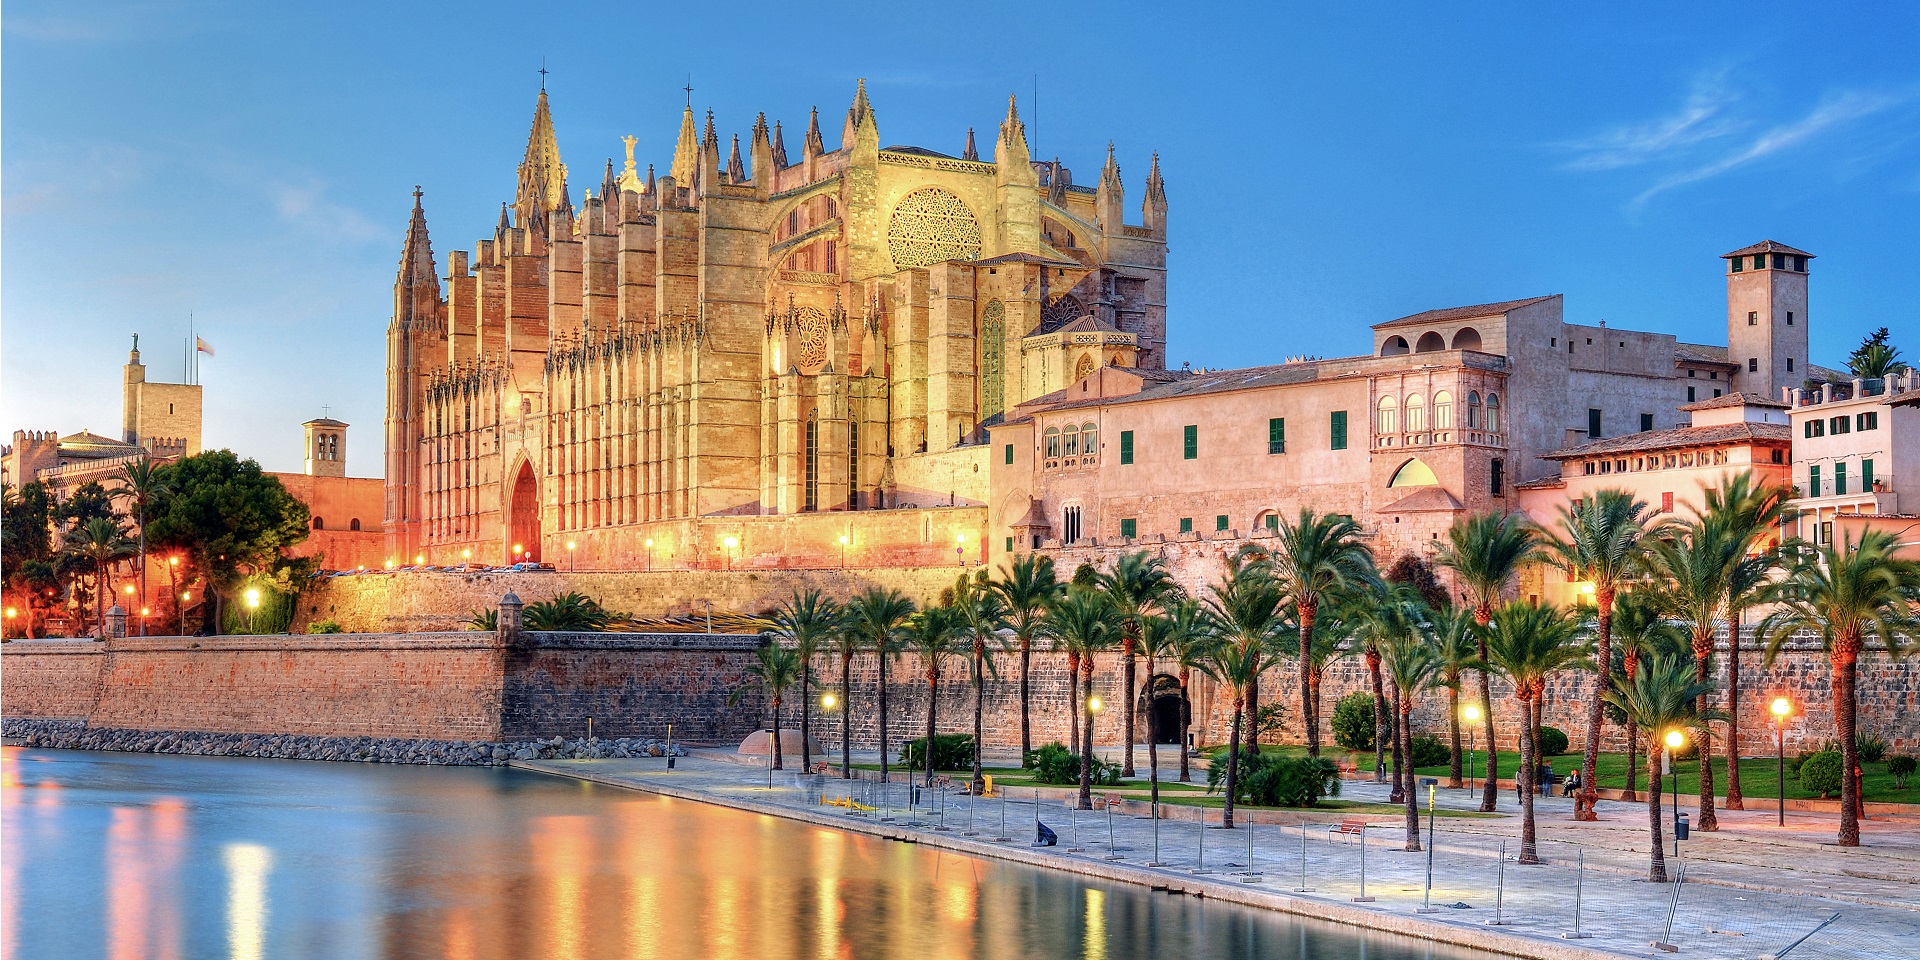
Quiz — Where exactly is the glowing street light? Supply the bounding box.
[838,533,850,569]
[821,693,837,710]
[723,535,740,570]
[1461,703,1483,793]
[245,589,261,609]
[415,554,425,566]
[644,538,654,571]
[1771,696,1796,827]
[1665,729,1687,853]
[955,532,966,566]
[566,540,577,572]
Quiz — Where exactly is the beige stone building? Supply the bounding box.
[1786,370,1920,555]
[384,82,1166,569]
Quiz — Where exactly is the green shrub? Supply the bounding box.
[1855,732,1888,764]
[1252,702,1289,742]
[1887,755,1915,790]
[523,592,612,631]
[1207,750,1341,807]
[900,733,975,771]
[1537,725,1570,757]
[1799,751,1843,799]
[1331,692,1376,752]
[1022,741,1120,786]
[466,608,498,631]
[306,619,343,634]
[1408,734,1451,769]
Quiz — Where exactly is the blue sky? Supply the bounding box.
[4,2,1916,475]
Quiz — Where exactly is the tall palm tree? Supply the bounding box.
[1605,592,1688,803]
[903,604,963,786]
[993,554,1062,758]
[1758,530,1920,846]
[1429,606,1479,789]
[70,517,134,636]
[1478,601,1591,864]
[1381,624,1442,851]
[1139,597,1206,807]
[1204,624,1264,829]
[1646,520,1739,831]
[1356,584,1426,793]
[1604,655,1717,882]
[113,457,168,635]
[765,589,840,774]
[1700,471,1792,811]
[1435,511,1538,812]
[1269,509,1376,757]
[1169,601,1216,783]
[827,609,865,779]
[1043,586,1121,809]
[950,571,1007,795]
[1546,490,1660,821]
[736,642,804,771]
[1097,551,1177,775]
[1202,552,1289,827]
[844,587,916,784]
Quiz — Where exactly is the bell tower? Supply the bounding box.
[1724,240,1812,401]
[304,416,348,478]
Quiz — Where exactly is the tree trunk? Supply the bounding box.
[1725,617,1745,810]
[1077,658,1097,811]
[840,651,854,779]
[1576,590,1611,821]
[800,661,813,774]
[972,636,987,796]
[879,654,891,784]
[924,665,939,787]
[1019,634,1033,758]
[1246,664,1262,752]
[1178,665,1192,783]
[1300,600,1320,756]
[1388,683,1404,804]
[1401,697,1420,851]
[1622,650,1640,803]
[1146,653,1161,808]
[1476,602,1499,812]
[771,695,784,771]
[1068,649,1082,758]
[1446,674,1463,788]
[1367,646,1388,783]
[1836,644,1861,847]
[1647,741,1668,883]
[1223,693,1244,829]
[1517,692,1540,863]
[1122,631,1137,776]
[1693,628,1718,832]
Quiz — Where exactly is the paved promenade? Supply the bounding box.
[514,752,1919,960]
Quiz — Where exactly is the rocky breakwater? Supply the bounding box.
[1,718,686,767]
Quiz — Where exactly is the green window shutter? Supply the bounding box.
[1004,443,1014,465]
[1268,417,1286,454]
[1120,430,1134,465]
[1809,465,1821,497]
[1835,462,1847,495]
[1688,386,1697,402]
[1862,459,1874,491]
[1330,411,1348,450]
[1264,513,1278,532]
[1215,514,1229,531]
[1587,408,1603,439]
[1005,536,1014,553]
[1120,518,1137,539]
[1179,517,1193,534]
[1183,425,1197,460]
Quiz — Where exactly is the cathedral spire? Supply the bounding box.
[669,104,699,184]
[998,94,1027,151]
[1145,151,1165,202]
[771,120,790,169]
[497,201,512,233]
[803,105,824,158]
[1142,151,1167,238]
[962,127,978,162]
[728,134,745,183]
[842,77,876,148]
[396,187,440,328]
[601,158,618,200]
[515,88,566,230]
[1096,142,1124,231]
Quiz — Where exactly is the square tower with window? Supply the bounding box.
[304,417,349,478]
[1724,240,1812,401]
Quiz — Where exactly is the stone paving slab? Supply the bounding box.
[513,755,1920,960]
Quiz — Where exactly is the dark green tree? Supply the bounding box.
[1845,327,1908,379]
[143,451,310,634]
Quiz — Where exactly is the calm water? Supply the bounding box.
[2,747,1490,960]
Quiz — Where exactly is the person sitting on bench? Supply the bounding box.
[1562,770,1581,797]
[1036,821,1058,847]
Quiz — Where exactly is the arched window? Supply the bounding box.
[1377,395,1398,434]
[1044,426,1062,460]
[1063,424,1081,458]
[1389,458,1439,488]
[1451,327,1483,351]
[1080,422,1098,462]
[1415,331,1446,353]
[1405,394,1427,432]
[1381,335,1410,357]
[1485,393,1501,433]
[312,516,325,530]
[1467,391,1483,429]
[1433,391,1454,430]
[349,518,361,531]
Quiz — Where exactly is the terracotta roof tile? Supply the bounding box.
[1378,487,1465,513]
[1678,392,1787,412]
[1722,240,1815,259]
[1543,422,1790,460]
[1373,295,1557,330]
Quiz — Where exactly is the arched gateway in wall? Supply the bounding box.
[509,460,541,562]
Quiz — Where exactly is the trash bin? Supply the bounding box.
[1674,813,1690,841]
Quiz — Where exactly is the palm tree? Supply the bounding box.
[1429,606,1479,789]
[736,642,804,771]
[1097,551,1177,775]
[1202,552,1288,827]
[1546,490,1660,821]
[1269,509,1376,757]
[827,608,866,779]
[993,554,1062,758]
[1356,584,1426,793]
[845,587,916,784]
[1381,624,1441,851]
[1604,654,1717,882]
[1043,586,1121,809]
[70,517,134,636]
[1758,530,1920,846]
[1140,597,1206,807]
[1700,471,1792,811]
[1606,592,1688,803]
[765,589,840,774]
[1645,519,1739,831]
[902,603,963,786]
[949,571,1007,795]
[1478,601,1591,864]
[1169,601,1216,783]
[113,457,168,635]
[1435,511,1537,812]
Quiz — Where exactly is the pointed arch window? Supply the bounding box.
[981,301,1006,419]
[803,416,819,512]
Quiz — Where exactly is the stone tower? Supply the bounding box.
[120,334,202,455]
[1724,240,1812,400]
[304,417,348,478]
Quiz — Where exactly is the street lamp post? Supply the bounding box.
[1771,696,1794,827]
[839,533,849,569]
[644,538,654,571]
[1665,729,1686,856]
[566,540,576,572]
[955,533,965,566]
[724,536,740,571]
[1461,703,1481,794]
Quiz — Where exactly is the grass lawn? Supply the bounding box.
[1152,794,1497,818]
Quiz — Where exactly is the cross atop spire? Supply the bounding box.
[683,76,694,108]
[538,58,549,90]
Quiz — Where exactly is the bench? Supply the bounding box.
[1329,818,1368,842]
[812,761,833,776]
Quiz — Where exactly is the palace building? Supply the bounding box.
[384,82,1166,568]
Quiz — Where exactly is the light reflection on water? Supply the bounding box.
[2,746,1489,960]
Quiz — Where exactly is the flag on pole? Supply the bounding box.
[195,337,216,357]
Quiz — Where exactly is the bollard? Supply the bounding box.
[1149,800,1163,866]
[1296,821,1310,892]
[1193,806,1212,874]
[1416,831,1437,913]
[965,787,978,836]
[1243,818,1261,880]
[1105,801,1123,860]
[935,781,949,831]
[1352,823,1374,901]
[1485,841,1508,925]
[1652,861,1688,952]
[994,791,1010,842]
[1033,788,1041,842]
[1068,800,1083,852]
[1561,849,1591,939]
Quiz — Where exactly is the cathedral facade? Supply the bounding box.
[384,82,1167,568]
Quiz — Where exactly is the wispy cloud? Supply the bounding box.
[1559,70,1747,171]
[1631,90,1912,208]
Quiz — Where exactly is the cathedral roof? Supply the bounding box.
[883,145,958,160]
[1374,295,1557,330]
[973,252,1078,268]
[57,431,138,456]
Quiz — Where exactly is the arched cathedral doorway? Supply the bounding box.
[509,460,541,563]
[1141,673,1187,745]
